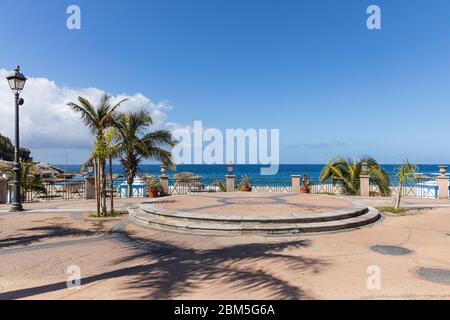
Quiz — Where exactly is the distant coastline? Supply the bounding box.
[56,164,450,179]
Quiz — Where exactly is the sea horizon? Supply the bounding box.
[56,163,450,179]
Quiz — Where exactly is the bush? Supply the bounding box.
[143,175,161,190]
[239,176,252,189]
[378,207,408,214]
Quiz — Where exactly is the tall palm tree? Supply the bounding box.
[67,94,127,215]
[113,109,177,197]
[320,156,391,196]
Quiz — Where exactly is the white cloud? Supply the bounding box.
[0,68,179,153]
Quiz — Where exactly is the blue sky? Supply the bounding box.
[0,0,450,164]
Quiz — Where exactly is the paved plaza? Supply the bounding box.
[0,195,449,300]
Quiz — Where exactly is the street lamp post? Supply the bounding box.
[6,66,27,212]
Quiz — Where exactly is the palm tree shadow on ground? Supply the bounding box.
[0,226,325,300]
[0,225,104,249]
[113,230,324,300]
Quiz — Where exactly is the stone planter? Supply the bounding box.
[300,186,310,194]
[241,187,253,192]
[147,188,159,198]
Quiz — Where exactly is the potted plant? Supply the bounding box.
[239,175,253,192]
[300,174,312,194]
[143,175,161,198]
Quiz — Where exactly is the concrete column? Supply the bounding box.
[85,177,96,200]
[291,175,301,193]
[0,176,7,204]
[436,176,449,199]
[360,174,370,197]
[160,174,169,196]
[226,175,235,192]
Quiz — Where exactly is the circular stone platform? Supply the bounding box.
[129,193,381,236]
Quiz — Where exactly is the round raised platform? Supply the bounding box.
[129,193,381,236]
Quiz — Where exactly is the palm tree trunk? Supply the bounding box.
[109,157,114,214]
[98,158,104,215]
[94,157,100,217]
[127,168,134,198]
[100,159,107,215]
[394,180,402,209]
[98,158,102,214]
[127,175,134,198]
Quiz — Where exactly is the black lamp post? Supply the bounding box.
[6,66,27,212]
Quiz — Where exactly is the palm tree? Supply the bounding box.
[92,127,121,215]
[113,109,177,197]
[393,160,418,209]
[67,94,127,215]
[320,156,391,196]
[104,127,120,213]
[7,161,46,201]
[213,179,227,192]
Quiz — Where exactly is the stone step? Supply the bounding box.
[129,207,381,236]
[138,203,369,224]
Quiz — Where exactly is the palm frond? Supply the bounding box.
[112,108,177,191]
[320,156,391,196]
[142,130,177,148]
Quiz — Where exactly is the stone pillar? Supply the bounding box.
[226,175,235,192]
[160,174,169,196]
[291,175,301,193]
[0,176,7,204]
[360,174,370,197]
[436,176,449,199]
[85,176,96,200]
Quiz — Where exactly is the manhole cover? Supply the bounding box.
[416,268,450,285]
[371,245,412,255]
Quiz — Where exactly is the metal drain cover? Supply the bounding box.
[416,268,450,285]
[371,245,412,255]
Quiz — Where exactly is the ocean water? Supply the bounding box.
[58,164,449,179]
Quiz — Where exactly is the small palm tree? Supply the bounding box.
[113,109,177,197]
[92,127,120,215]
[320,156,391,196]
[67,94,127,215]
[7,161,46,201]
[393,160,418,209]
[104,127,120,213]
[212,179,226,192]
